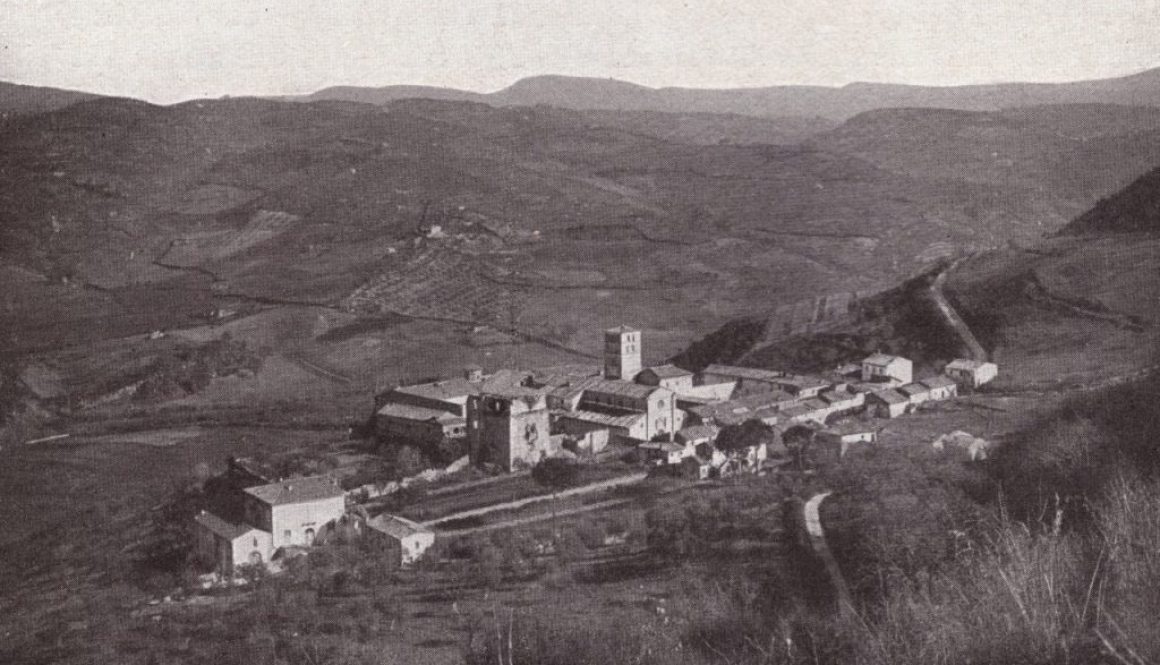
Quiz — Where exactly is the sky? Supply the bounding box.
[1,0,1158,104]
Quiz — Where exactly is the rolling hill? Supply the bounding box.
[0,80,98,119]
[1062,165,1160,235]
[297,68,1160,121]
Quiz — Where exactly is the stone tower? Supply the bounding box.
[603,325,642,381]
[467,390,554,471]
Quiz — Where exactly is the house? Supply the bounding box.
[193,511,273,576]
[861,354,913,385]
[818,387,866,416]
[819,423,879,458]
[698,365,829,398]
[375,402,466,446]
[467,390,557,471]
[242,476,347,550]
[867,389,909,418]
[636,364,695,393]
[684,391,794,427]
[920,375,959,401]
[898,382,933,406]
[638,440,692,466]
[675,424,720,448]
[377,377,478,416]
[365,514,435,567]
[945,359,998,388]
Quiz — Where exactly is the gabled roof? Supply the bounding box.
[367,513,431,540]
[920,375,959,390]
[898,383,931,397]
[392,378,479,402]
[377,402,464,424]
[641,364,693,379]
[946,359,995,371]
[701,364,785,382]
[194,511,262,541]
[676,424,720,441]
[802,398,828,411]
[870,389,909,405]
[583,379,669,400]
[556,409,645,429]
[244,476,345,506]
[863,353,909,367]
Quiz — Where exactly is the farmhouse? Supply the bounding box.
[638,440,693,466]
[193,511,273,576]
[920,374,959,400]
[867,389,909,418]
[375,402,466,446]
[945,359,999,388]
[820,423,879,458]
[861,353,913,385]
[898,382,933,406]
[243,476,347,550]
[365,514,435,567]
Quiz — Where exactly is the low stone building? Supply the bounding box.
[636,364,695,393]
[365,514,435,567]
[193,511,273,576]
[861,353,913,385]
[867,389,909,418]
[945,359,999,388]
[375,402,466,446]
[920,375,959,401]
[898,382,933,406]
[819,423,879,458]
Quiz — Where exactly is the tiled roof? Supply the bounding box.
[802,398,829,411]
[701,364,785,382]
[244,476,345,506]
[947,359,993,371]
[556,409,645,429]
[367,513,430,540]
[920,375,958,389]
[863,353,907,367]
[898,383,931,397]
[392,378,479,402]
[642,364,694,379]
[870,389,908,405]
[583,379,667,400]
[639,441,685,453]
[377,402,463,423]
[194,511,260,540]
[677,424,720,441]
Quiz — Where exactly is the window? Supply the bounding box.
[283,530,292,543]
[252,537,258,548]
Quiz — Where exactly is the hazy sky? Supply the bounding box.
[2,0,1158,103]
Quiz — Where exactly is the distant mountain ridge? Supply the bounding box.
[296,68,1160,120]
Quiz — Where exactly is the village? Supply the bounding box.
[191,325,998,581]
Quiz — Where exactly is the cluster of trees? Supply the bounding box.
[134,333,263,401]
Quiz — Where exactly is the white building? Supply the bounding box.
[193,511,273,576]
[365,514,435,567]
[861,354,913,385]
[945,359,998,388]
[243,476,347,550]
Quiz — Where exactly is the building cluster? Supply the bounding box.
[193,459,434,578]
[373,326,999,475]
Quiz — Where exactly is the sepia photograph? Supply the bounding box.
[1,2,1159,663]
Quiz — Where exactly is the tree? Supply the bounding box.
[782,425,816,471]
[532,458,581,536]
[717,419,774,454]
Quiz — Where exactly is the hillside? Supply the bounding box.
[0,80,98,119]
[810,104,1160,213]
[675,170,1160,391]
[1062,165,1160,235]
[298,68,1160,121]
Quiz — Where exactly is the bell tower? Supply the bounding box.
[603,326,642,381]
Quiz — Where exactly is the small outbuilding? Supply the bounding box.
[193,511,273,576]
[365,514,436,567]
[867,389,909,418]
[945,359,999,388]
[920,375,959,401]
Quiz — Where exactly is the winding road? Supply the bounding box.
[930,259,988,361]
[804,491,855,617]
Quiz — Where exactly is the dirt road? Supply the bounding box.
[804,491,854,617]
[931,260,988,361]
